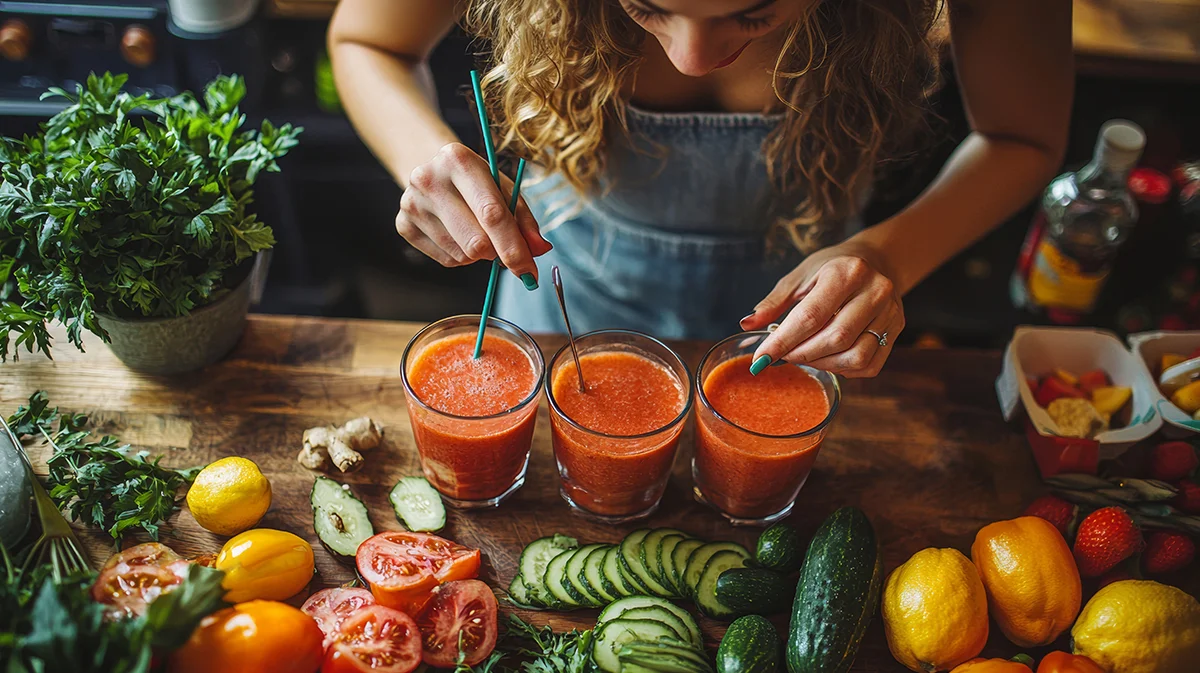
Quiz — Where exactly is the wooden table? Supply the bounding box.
[2,315,1052,671]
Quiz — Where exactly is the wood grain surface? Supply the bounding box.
[0,315,1109,670]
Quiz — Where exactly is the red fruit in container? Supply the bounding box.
[1143,531,1196,574]
[1023,495,1077,538]
[1073,507,1144,577]
[1150,442,1199,481]
[1172,479,1200,514]
[1077,370,1110,395]
[1034,377,1086,408]
[1161,314,1189,331]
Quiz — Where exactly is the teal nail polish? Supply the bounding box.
[749,354,772,376]
[520,273,538,290]
[770,359,788,367]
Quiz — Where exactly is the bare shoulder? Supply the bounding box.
[328,0,463,60]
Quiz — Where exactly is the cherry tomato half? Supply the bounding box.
[302,587,377,648]
[100,542,182,570]
[323,605,423,673]
[92,563,186,618]
[356,532,481,614]
[415,580,498,667]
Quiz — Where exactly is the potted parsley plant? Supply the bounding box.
[0,72,300,374]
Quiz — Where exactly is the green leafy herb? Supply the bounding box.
[504,615,594,673]
[8,391,200,540]
[0,72,301,361]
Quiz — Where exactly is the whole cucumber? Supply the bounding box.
[718,615,780,673]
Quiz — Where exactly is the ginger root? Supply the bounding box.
[299,417,384,472]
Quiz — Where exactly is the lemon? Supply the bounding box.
[187,457,272,536]
[1072,579,1200,673]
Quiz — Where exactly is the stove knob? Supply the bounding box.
[0,18,32,62]
[121,24,156,68]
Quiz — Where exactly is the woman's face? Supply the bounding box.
[618,0,809,76]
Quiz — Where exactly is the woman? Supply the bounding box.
[328,0,1071,377]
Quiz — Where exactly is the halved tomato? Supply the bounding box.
[302,587,377,648]
[323,605,423,673]
[356,532,481,614]
[415,580,498,667]
[100,542,182,570]
[91,563,186,618]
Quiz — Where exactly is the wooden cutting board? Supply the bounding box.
[0,315,1081,670]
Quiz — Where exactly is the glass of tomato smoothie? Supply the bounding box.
[546,330,693,523]
[693,331,840,525]
[401,315,544,508]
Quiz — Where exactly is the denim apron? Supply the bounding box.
[494,105,833,341]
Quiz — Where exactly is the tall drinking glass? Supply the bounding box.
[401,315,544,508]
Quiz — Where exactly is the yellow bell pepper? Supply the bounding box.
[1091,386,1132,417]
[1171,380,1200,414]
[1053,368,1079,387]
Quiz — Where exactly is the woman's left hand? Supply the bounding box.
[740,243,904,378]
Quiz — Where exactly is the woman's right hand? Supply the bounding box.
[397,142,552,285]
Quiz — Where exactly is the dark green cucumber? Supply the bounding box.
[785,507,882,673]
[717,615,780,673]
[694,550,748,619]
[311,477,374,561]
[755,523,803,573]
[714,568,793,616]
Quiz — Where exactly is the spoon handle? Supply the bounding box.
[552,266,587,392]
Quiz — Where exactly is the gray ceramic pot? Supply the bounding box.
[96,264,256,375]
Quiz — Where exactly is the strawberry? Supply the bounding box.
[1149,441,1199,481]
[1173,479,1200,514]
[1143,531,1196,574]
[1097,567,1134,589]
[1023,495,1076,538]
[1073,507,1144,577]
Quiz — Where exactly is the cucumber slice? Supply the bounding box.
[623,665,660,673]
[605,546,640,597]
[669,540,705,596]
[509,575,538,608]
[388,477,446,532]
[519,534,578,607]
[566,543,609,607]
[311,477,374,560]
[594,619,681,673]
[641,529,687,590]
[694,550,748,619]
[657,534,689,595]
[584,544,619,604]
[618,607,690,644]
[598,596,702,649]
[620,640,711,667]
[622,529,674,597]
[683,542,749,600]
[544,545,584,608]
[619,642,714,673]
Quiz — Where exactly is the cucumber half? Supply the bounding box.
[389,476,446,532]
[311,477,374,560]
[598,596,703,649]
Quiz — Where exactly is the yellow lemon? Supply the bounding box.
[187,457,272,536]
[1072,579,1200,673]
[883,548,990,672]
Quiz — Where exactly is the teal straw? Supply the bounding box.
[470,69,525,359]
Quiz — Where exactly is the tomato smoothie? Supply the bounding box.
[693,335,839,524]
[547,332,693,521]
[401,316,544,507]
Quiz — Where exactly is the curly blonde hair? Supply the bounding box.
[465,0,944,248]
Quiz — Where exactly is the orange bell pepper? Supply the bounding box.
[951,655,1034,673]
[1036,651,1105,673]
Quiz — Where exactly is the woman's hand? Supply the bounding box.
[740,243,904,378]
[396,142,552,285]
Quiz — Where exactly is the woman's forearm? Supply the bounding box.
[853,131,1062,295]
[329,40,459,186]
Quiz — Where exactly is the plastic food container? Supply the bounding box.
[997,326,1163,477]
[1127,330,1200,437]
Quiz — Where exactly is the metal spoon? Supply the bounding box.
[552,266,587,392]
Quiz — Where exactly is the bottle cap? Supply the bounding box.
[1128,168,1172,204]
[1096,120,1145,172]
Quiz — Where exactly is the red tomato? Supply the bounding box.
[302,587,377,648]
[323,605,423,673]
[100,542,182,570]
[91,563,186,618]
[356,532,481,614]
[415,580,498,667]
[1034,377,1085,408]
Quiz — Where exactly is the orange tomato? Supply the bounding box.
[951,656,1035,673]
[972,516,1082,647]
[1036,652,1106,673]
[356,532,481,613]
[169,600,323,673]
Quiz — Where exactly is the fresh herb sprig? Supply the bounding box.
[505,615,594,673]
[0,72,301,361]
[8,391,201,540]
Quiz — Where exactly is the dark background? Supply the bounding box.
[2,1,1198,347]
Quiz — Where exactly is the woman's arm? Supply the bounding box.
[853,0,1074,294]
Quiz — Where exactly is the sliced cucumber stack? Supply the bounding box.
[389,476,446,532]
[311,477,374,561]
[594,597,711,673]
[511,534,578,608]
